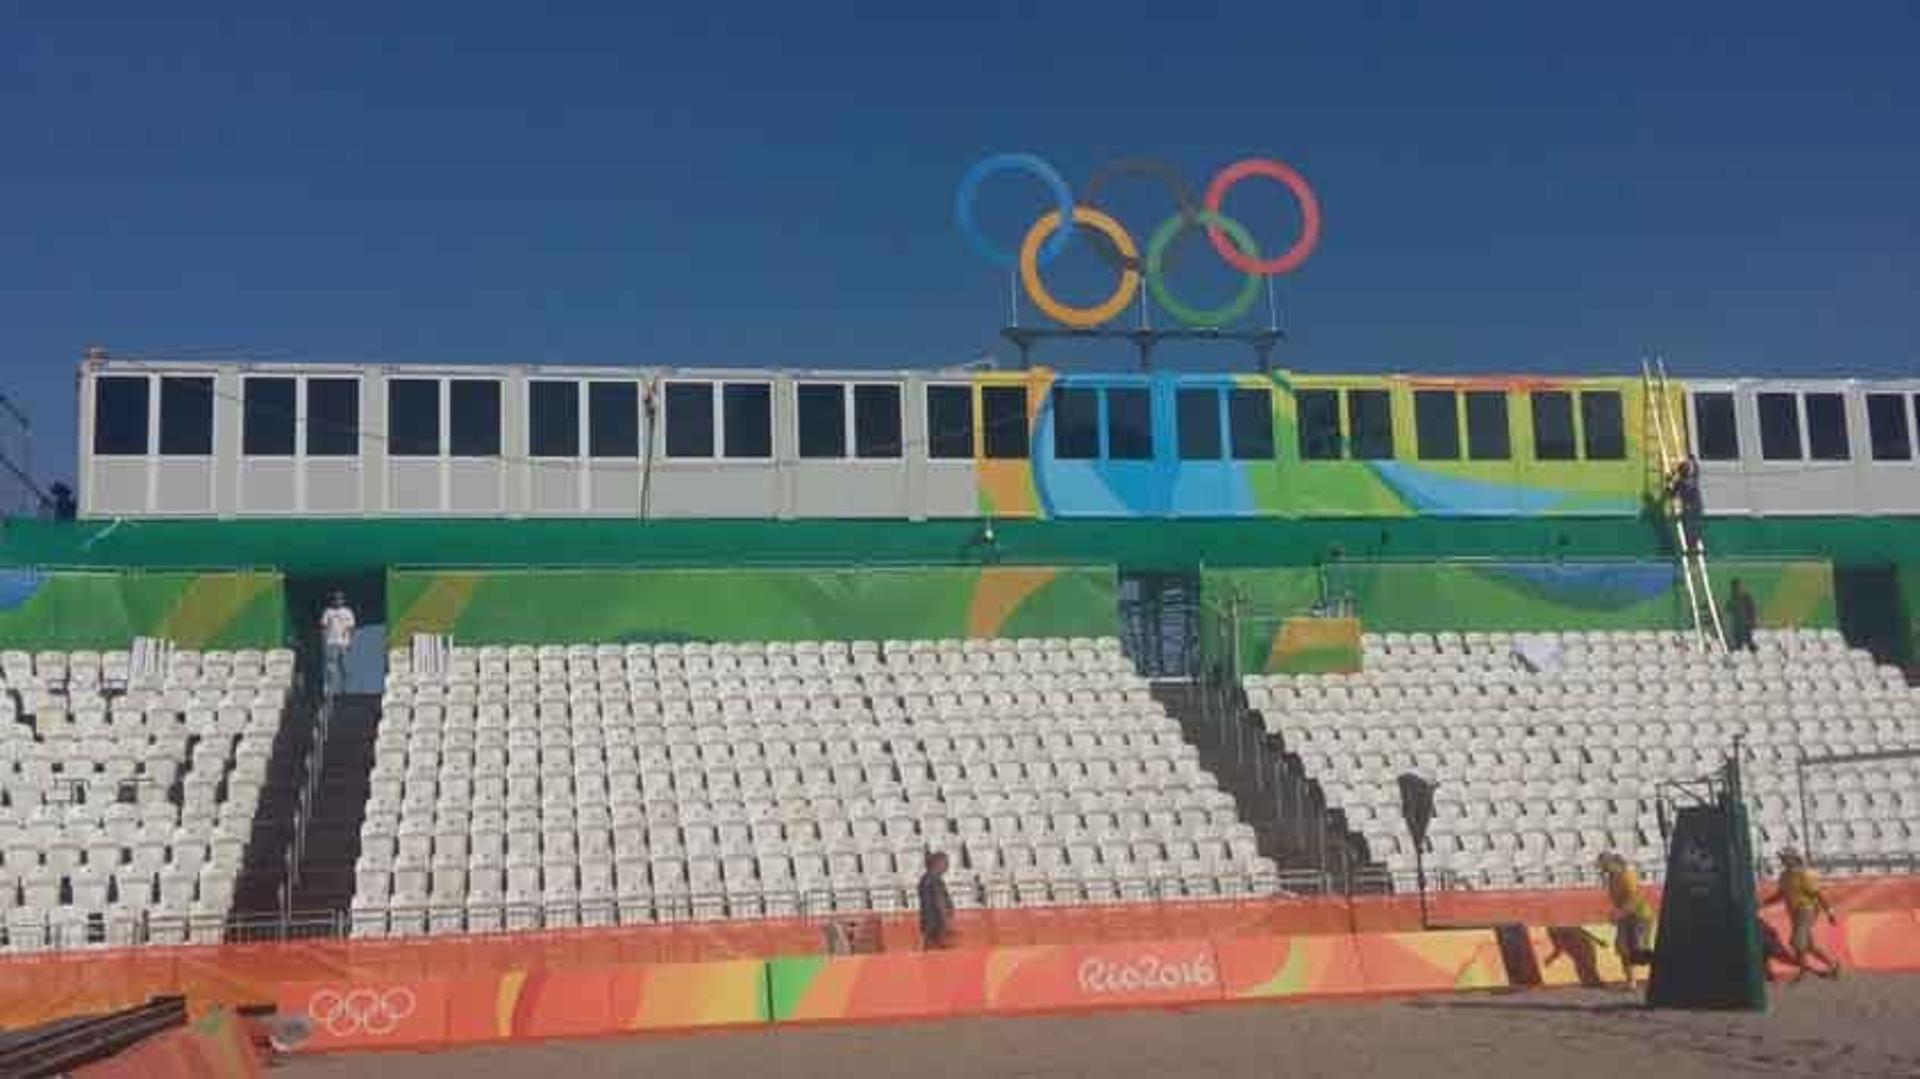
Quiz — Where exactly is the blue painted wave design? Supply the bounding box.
[0,569,46,612]
[1479,561,1677,609]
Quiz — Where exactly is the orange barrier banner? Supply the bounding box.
[15,875,1920,1032]
[1526,925,1627,988]
[769,950,993,1023]
[71,1007,260,1079]
[1214,933,1368,999]
[984,938,1224,1014]
[281,958,770,1050]
[1354,929,1509,993]
[277,977,453,1052]
[1837,909,1920,972]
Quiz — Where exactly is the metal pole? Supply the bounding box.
[1796,751,1812,863]
[1414,841,1431,930]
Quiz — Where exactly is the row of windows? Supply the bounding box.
[88,375,1606,464]
[1294,388,1620,463]
[95,374,1920,468]
[1693,391,1920,463]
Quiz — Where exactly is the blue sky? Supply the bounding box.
[3,2,1917,488]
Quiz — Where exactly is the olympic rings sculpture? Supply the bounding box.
[955,153,1322,329]
[307,986,418,1038]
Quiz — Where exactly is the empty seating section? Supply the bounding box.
[1246,628,1920,887]
[354,637,1273,937]
[1,647,295,951]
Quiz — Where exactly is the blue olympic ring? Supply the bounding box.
[954,152,1075,270]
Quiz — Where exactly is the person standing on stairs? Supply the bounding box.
[320,590,356,698]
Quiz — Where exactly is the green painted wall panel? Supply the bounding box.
[388,566,1119,644]
[11,515,1920,576]
[0,570,285,649]
[1206,559,1835,672]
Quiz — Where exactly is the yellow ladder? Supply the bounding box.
[1642,357,1725,652]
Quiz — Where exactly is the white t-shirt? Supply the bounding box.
[320,606,356,648]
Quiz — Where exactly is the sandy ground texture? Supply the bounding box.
[282,975,1920,1079]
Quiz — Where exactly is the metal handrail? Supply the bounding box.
[0,996,187,1079]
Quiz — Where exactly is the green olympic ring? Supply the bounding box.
[1145,210,1263,329]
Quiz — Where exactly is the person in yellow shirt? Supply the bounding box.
[1597,852,1657,988]
[1763,848,1841,981]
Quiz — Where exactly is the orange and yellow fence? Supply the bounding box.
[6,878,1920,1042]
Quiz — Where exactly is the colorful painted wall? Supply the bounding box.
[387,565,1118,644]
[0,569,285,650]
[1207,559,1835,673]
[994,368,1659,519]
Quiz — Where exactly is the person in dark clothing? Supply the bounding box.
[917,851,955,950]
[1664,456,1704,553]
[1726,578,1759,652]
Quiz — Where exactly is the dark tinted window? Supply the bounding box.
[664,382,714,457]
[1465,391,1510,460]
[1108,387,1152,460]
[589,382,640,458]
[1692,392,1738,461]
[93,376,149,455]
[1580,391,1626,461]
[1757,392,1802,460]
[796,384,845,459]
[1228,388,1273,460]
[1866,394,1912,461]
[242,378,296,456]
[1347,390,1394,460]
[1804,392,1849,461]
[158,376,213,456]
[448,380,501,457]
[1298,389,1341,460]
[1177,388,1222,460]
[1052,387,1099,460]
[853,384,902,459]
[1530,392,1576,461]
[307,379,358,456]
[528,381,579,457]
[927,386,974,459]
[1414,390,1460,461]
[388,379,440,457]
[722,383,771,458]
[982,386,1029,459]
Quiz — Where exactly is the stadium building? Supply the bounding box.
[2,348,1918,1047]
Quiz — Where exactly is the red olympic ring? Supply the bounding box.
[1202,158,1322,276]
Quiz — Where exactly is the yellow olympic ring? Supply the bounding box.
[1018,207,1141,329]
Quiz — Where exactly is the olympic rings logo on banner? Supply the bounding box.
[954,153,1322,330]
[306,986,418,1038]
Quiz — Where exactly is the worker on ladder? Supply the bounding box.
[1664,454,1703,554]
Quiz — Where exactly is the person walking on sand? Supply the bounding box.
[1597,852,1657,988]
[1764,849,1842,981]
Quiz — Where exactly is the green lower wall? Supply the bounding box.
[0,569,285,650]
[1207,560,1836,673]
[387,565,1119,644]
[10,515,1920,575]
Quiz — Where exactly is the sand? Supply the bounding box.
[282,974,1920,1079]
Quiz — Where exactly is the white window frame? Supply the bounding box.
[923,382,977,463]
[794,380,852,460]
[661,379,774,462]
[1799,389,1853,463]
[92,372,155,458]
[445,377,504,461]
[239,373,300,459]
[302,374,364,459]
[526,378,584,461]
[586,379,645,460]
